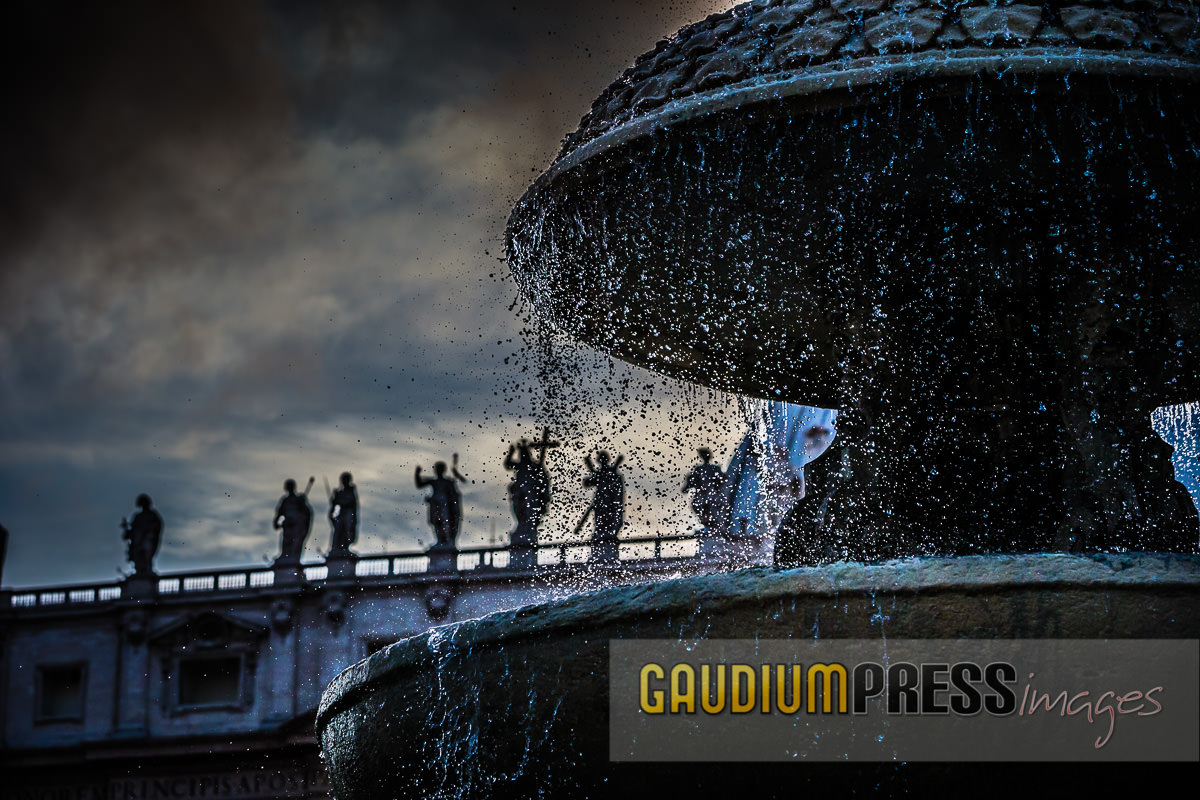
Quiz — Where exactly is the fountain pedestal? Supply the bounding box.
[776,398,1200,565]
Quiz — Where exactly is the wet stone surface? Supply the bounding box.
[562,0,1200,153]
[318,554,1200,799]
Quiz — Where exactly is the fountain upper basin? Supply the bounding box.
[508,1,1200,408]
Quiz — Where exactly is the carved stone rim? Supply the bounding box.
[316,552,1200,731]
[514,48,1200,210]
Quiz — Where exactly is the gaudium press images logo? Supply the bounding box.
[609,640,1199,762]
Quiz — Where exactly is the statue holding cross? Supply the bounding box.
[504,427,558,548]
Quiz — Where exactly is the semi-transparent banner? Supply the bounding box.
[609,639,1199,761]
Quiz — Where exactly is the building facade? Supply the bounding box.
[0,536,759,800]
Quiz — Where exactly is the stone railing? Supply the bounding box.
[7,583,124,609]
[2,532,724,611]
[534,534,700,566]
[157,567,278,595]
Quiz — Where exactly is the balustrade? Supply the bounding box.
[5,533,718,610]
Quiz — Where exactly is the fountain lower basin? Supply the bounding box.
[317,553,1200,798]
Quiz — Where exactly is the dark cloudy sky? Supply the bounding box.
[5,2,1199,589]
[0,0,753,588]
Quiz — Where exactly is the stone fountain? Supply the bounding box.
[319,2,1200,796]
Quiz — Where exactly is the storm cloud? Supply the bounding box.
[0,1,744,586]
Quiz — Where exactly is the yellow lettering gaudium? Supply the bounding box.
[640,663,665,714]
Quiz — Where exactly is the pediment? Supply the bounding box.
[148,611,268,651]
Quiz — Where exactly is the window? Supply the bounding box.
[37,663,85,721]
[177,656,243,709]
[149,611,265,715]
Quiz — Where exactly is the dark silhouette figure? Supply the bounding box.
[120,494,163,576]
[505,428,558,547]
[275,478,314,564]
[683,447,731,534]
[582,451,625,548]
[328,472,359,557]
[415,457,467,548]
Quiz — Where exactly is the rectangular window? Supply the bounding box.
[37,664,85,721]
[177,656,242,708]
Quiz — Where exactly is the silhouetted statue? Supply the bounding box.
[684,448,731,534]
[328,472,359,557]
[120,494,163,577]
[505,428,558,547]
[581,451,625,548]
[415,456,467,548]
[275,478,314,565]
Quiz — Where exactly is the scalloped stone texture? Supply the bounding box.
[560,0,1200,156]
